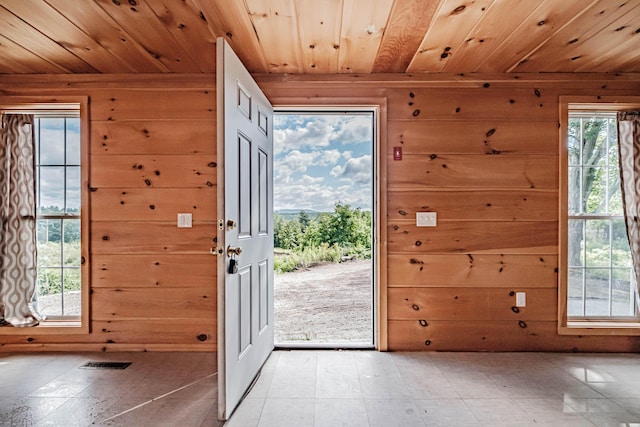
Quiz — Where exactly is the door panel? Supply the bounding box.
[217,38,274,420]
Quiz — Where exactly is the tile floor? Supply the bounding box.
[0,350,639,426]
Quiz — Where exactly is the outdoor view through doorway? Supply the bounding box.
[273,111,374,347]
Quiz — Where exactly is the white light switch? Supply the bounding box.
[177,213,192,228]
[516,292,526,307]
[416,212,437,227]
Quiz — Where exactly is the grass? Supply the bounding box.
[274,244,371,273]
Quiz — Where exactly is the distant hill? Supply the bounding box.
[276,209,324,220]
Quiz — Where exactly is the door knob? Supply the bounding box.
[227,246,242,257]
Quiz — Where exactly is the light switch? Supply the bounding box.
[416,212,437,227]
[516,292,526,307]
[177,213,192,228]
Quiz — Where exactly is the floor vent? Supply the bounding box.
[80,362,131,370]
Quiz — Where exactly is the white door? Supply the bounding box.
[216,38,274,420]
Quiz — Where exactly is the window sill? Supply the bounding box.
[0,320,86,335]
[559,321,640,336]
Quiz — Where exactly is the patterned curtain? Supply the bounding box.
[0,114,40,327]
[617,111,640,311]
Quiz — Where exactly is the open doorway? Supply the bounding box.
[272,109,375,348]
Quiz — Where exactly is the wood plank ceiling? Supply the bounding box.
[0,0,639,75]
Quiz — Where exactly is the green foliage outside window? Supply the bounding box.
[274,202,372,273]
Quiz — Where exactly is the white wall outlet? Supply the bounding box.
[416,212,437,227]
[516,292,526,307]
[177,213,192,228]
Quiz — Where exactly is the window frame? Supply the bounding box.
[0,97,89,335]
[559,96,640,336]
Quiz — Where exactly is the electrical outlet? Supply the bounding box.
[177,213,192,228]
[516,292,526,307]
[416,212,437,227]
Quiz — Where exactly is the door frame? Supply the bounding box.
[270,99,388,350]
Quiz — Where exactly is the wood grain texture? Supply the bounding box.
[2,0,640,74]
[387,254,557,288]
[297,0,342,73]
[42,0,166,73]
[91,120,216,155]
[386,87,557,121]
[406,0,495,73]
[92,254,216,288]
[477,0,598,72]
[92,222,216,255]
[188,0,269,72]
[387,190,557,221]
[338,0,393,73]
[387,154,558,189]
[89,89,215,121]
[513,0,640,73]
[388,287,557,321]
[91,287,215,321]
[1,0,136,73]
[372,0,440,72]
[90,154,217,188]
[388,221,557,254]
[92,188,215,222]
[91,0,200,72]
[92,320,215,345]
[388,320,640,351]
[245,0,304,73]
[387,120,558,155]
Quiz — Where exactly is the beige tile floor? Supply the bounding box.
[1,351,640,426]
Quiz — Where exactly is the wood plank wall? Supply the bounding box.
[2,72,640,352]
[0,75,217,351]
[258,73,640,352]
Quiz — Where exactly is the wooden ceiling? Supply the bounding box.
[1,0,639,75]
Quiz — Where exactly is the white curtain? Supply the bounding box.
[617,111,640,310]
[0,114,40,327]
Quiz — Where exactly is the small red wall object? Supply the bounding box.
[393,146,402,160]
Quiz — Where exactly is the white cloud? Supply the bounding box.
[329,155,372,184]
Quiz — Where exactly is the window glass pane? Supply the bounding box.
[39,167,65,213]
[63,269,81,316]
[612,219,631,267]
[568,118,581,166]
[585,220,610,267]
[567,268,584,317]
[63,220,81,266]
[583,167,607,214]
[585,268,611,316]
[611,268,634,317]
[608,168,623,214]
[567,167,581,214]
[66,166,80,213]
[37,219,62,265]
[66,118,81,166]
[37,268,62,317]
[38,118,65,165]
[568,220,584,267]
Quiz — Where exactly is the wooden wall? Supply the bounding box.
[0,75,217,351]
[2,72,640,352]
[258,73,640,352]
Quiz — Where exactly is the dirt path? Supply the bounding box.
[274,259,373,344]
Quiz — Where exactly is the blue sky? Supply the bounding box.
[35,117,80,212]
[273,113,373,213]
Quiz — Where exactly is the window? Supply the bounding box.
[567,112,637,320]
[35,116,82,319]
[0,98,88,333]
[560,98,640,334]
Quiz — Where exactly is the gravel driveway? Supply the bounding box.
[274,259,373,345]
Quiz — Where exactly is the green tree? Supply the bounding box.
[567,117,619,267]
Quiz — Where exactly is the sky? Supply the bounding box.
[273,113,373,213]
[35,117,81,213]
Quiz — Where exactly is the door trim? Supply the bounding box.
[271,98,388,351]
